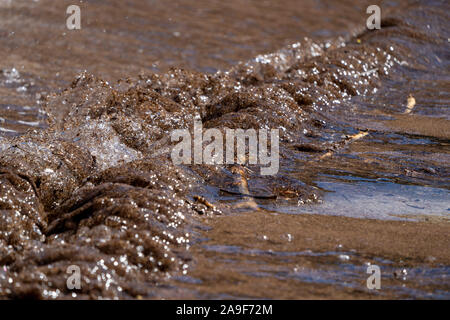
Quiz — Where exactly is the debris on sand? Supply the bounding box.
[404,94,416,114]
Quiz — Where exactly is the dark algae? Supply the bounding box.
[0,0,449,299]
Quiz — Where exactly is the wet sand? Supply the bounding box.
[383,114,450,140]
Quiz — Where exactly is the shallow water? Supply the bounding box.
[0,0,449,299]
[271,175,450,220]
